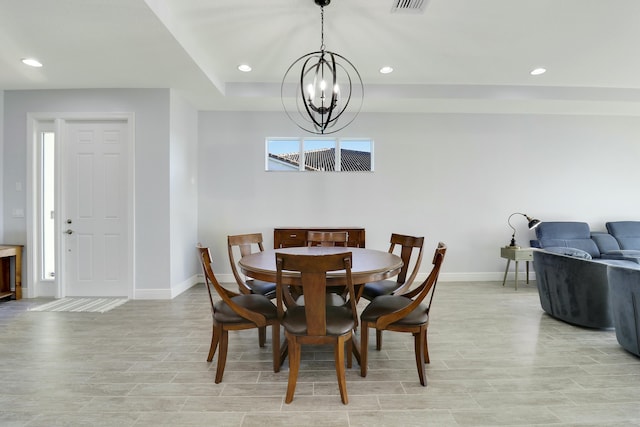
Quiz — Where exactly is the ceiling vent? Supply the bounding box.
[391,0,429,14]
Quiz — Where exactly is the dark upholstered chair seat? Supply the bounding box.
[246,279,277,299]
[213,294,278,324]
[283,306,355,336]
[362,280,400,300]
[361,295,429,326]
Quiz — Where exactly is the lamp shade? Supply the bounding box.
[527,217,541,230]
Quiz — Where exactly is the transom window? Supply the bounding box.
[266,138,373,172]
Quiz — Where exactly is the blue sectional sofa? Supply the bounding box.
[531,221,640,263]
[530,221,640,330]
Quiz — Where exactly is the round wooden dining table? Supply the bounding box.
[238,246,403,367]
[238,246,403,286]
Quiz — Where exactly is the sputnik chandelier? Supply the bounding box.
[281,0,364,135]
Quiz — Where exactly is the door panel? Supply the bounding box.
[64,120,130,297]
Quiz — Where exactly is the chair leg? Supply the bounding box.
[207,323,220,362]
[335,335,349,404]
[414,327,426,386]
[424,329,430,364]
[215,328,229,384]
[272,323,280,373]
[285,333,300,404]
[360,322,369,377]
[376,329,383,350]
[258,326,266,347]
[346,337,353,369]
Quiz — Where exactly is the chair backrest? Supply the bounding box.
[379,243,447,328]
[227,233,265,293]
[197,245,266,326]
[388,233,425,291]
[275,252,357,336]
[197,246,217,311]
[306,231,348,247]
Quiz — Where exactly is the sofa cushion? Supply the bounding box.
[535,222,601,258]
[591,232,621,254]
[599,250,640,265]
[543,247,592,259]
[606,221,640,250]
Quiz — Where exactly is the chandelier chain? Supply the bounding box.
[320,6,325,51]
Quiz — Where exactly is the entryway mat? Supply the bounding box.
[29,298,128,313]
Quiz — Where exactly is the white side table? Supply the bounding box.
[500,246,533,290]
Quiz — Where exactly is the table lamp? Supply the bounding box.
[507,212,541,248]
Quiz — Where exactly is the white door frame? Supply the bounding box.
[26,112,135,299]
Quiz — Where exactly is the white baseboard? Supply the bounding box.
[170,274,200,298]
[197,272,536,286]
[133,274,200,300]
[435,272,536,283]
[23,271,537,300]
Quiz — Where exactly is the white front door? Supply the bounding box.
[62,119,132,297]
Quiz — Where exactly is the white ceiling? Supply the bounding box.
[3,0,640,114]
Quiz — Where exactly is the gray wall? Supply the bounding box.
[3,88,199,298]
[3,87,640,294]
[0,91,3,241]
[169,91,199,294]
[198,110,640,281]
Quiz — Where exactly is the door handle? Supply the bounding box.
[64,229,73,235]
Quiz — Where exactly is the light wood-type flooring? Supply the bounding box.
[1,280,639,426]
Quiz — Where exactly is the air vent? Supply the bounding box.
[391,0,429,14]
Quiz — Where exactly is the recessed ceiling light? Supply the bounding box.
[238,64,252,72]
[530,67,546,76]
[22,58,43,68]
[379,66,394,74]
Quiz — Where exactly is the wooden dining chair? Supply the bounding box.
[360,242,446,386]
[362,233,425,301]
[306,230,349,247]
[361,233,425,349]
[228,233,277,299]
[275,251,358,404]
[197,246,280,383]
